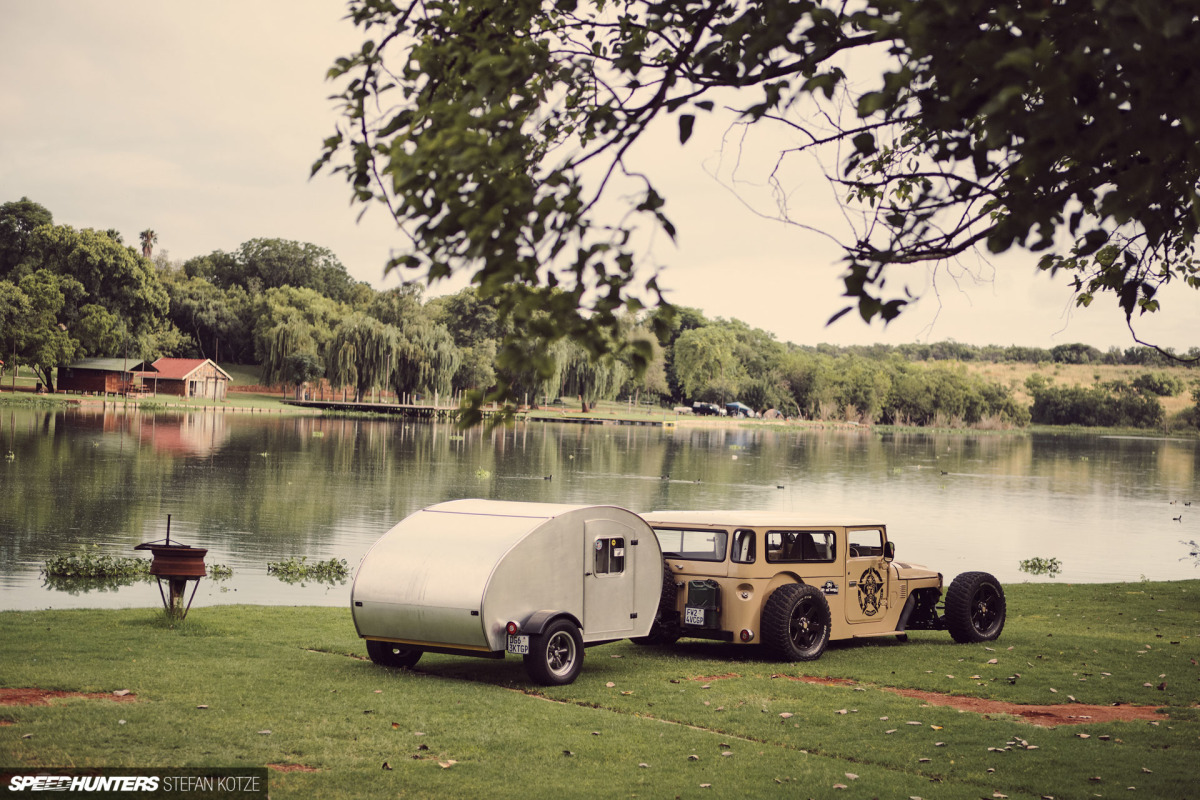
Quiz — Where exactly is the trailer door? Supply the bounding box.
[582,519,636,636]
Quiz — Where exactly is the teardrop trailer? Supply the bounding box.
[351,500,666,685]
[352,502,1006,685]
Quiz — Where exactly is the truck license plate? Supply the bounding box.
[506,634,530,655]
[684,606,706,626]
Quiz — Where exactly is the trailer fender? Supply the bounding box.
[517,609,583,636]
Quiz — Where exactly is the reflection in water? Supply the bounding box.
[0,405,1197,611]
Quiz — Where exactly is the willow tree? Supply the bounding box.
[390,320,461,401]
[327,312,393,401]
[261,318,324,399]
[319,0,1200,416]
[559,339,628,412]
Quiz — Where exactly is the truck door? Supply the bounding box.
[844,528,890,625]
[583,519,636,636]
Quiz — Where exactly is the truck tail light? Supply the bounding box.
[506,621,519,635]
[740,629,754,642]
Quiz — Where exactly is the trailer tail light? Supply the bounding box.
[740,629,754,642]
[505,621,519,635]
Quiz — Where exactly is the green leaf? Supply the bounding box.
[678,114,695,145]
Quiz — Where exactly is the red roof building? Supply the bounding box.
[138,358,232,400]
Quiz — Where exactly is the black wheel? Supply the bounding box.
[632,566,680,646]
[524,619,584,685]
[945,571,1006,643]
[761,583,830,661]
[366,640,423,668]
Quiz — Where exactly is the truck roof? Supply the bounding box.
[640,510,885,528]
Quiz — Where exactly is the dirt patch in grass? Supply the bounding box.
[0,688,137,706]
[788,676,1166,727]
[267,764,320,773]
[777,674,856,687]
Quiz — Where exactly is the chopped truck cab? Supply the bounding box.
[638,510,1005,660]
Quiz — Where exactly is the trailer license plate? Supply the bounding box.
[506,634,530,655]
[684,606,706,626]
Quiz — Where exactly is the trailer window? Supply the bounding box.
[731,529,756,563]
[594,537,625,575]
[765,531,835,563]
[652,528,729,562]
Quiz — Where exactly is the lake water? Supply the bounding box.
[1,405,1197,612]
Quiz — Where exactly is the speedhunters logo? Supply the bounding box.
[8,775,160,791]
[3,770,265,798]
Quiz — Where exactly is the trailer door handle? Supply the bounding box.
[584,572,592,576]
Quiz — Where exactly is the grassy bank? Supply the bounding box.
[3,582,1198,799]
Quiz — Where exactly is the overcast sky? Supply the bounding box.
[2,1,1196,353]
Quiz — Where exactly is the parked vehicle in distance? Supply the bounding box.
[351,500,664,685]
[692,401,724,416]
[637,510,1005,659]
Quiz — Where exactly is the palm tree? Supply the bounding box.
[139,229,157,259]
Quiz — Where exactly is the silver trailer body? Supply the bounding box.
[351,499,663,655]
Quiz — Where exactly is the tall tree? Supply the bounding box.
[4,270,81,390]
[0,197,53,275]
[139,229,157,259]
[319,0,1200,412]
[673,326,745,403]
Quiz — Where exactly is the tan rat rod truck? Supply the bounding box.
[352,502,1005,685]
[637,510,1005,660]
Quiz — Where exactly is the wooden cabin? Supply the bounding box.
[137,358,232,400]
[57,358,140,395]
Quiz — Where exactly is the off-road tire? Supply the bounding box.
[524,619,584,686]
[366,640,423,669]
[632,566,680,646]
[761,583,831,661]
[944,571,1006,643]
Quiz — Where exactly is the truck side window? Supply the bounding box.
[766,531,835,563]
[731,529,755,563]
[652,528,729,562]
[594,537,625,575]
[847,529,883,558]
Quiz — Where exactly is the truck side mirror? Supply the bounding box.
[883,541,895,562]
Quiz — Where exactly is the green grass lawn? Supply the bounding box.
[3,582,1198,799]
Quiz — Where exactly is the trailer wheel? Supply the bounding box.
[366,640,423,669]
[524,619,584,686]
[944,571,1006,643]
[761,583,830,661]
[632,566,680,646]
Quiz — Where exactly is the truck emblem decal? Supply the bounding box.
[821,580,839,595]
[857,567,883,616]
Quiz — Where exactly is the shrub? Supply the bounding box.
[1019,556,1063,578]
[43,548,151,580]
[1131,371,1186,397]
[266,556,348,583]
[1029,384,1164,428]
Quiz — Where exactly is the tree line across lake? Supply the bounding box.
[1,197,1197,431]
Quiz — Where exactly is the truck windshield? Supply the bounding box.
[652,528,729,562]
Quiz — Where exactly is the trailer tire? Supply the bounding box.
[524,619,584,686]
[945,571,1006,643]
[632,566,680,646]
[761,583,830,661]
[366,640,423,669]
